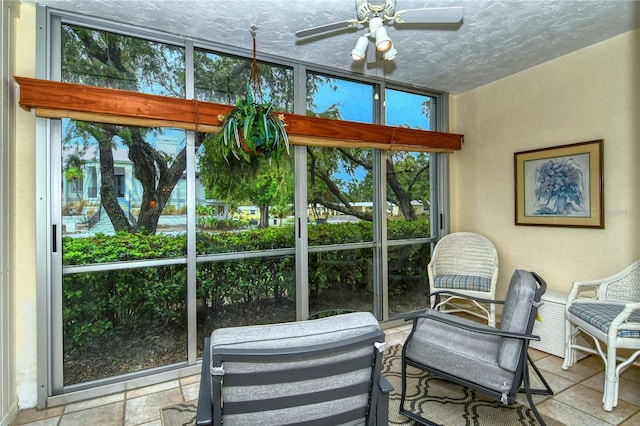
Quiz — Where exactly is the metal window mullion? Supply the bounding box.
[435,92,449,239]
[38,7,64,407]
[184,39,197,365]
[294,63,308,321]
[373,150,388,321]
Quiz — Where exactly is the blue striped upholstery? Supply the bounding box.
[568,303,640,338]
[434,274,492,292]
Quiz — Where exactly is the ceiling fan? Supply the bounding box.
[295,0,464,61]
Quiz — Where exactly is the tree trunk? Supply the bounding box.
[259,204,270,228]
[386,157,417,221]
[128,127,188,234]
[98,132,132,232]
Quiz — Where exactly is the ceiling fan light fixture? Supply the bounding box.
[374,26,392,52]
[350,36,369,61]
[383,46,398,61]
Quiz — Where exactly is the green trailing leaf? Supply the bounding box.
[213,85,289,164]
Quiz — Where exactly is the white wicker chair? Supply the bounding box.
[562,260,640,411]
[428,232,499,327]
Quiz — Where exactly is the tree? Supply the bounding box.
[307,148,430,221]
[62,24,189,234]
[196,53,298,227]
[199,140,294,228]
[62,23,432,233]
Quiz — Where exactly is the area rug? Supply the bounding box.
[161,344,563,425]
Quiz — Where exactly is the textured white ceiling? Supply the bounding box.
[26,0,640,94]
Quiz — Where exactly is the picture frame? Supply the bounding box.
[514,140,604,228]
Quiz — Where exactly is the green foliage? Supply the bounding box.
[215,85,290,163]
[62,219,429,348]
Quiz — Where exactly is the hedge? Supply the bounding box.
[62,219,429,348]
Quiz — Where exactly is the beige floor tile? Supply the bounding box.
[393,324,413,333]
[124,387,183,426]
[12,418,61,426]
[181,382,200,402]
[59,402,124,426]
[539,355,600,383]
[581,372,640,406]
[574,353,605,371]
[125,380,179,399]
[515,368,575,407]
[179,374,200,386]
[12,406,64,425]
[553,384,638,424]
[64,392,124,413]
[619,410,640,426]
[137,421,162,426]
[528,348,549,361]
[536,398,611,426]
[621,364,640,384]
[384,331,408,347]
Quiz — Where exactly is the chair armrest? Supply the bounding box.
[611,302,640,334]
[428,290,505,306]
[567,280,603,304]
[379,374,394,394]
[568,261,640,304]
[196,337,212,426]
[410,311,540,342]
[375,375,393,426]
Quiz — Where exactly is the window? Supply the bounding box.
[305,73,377,315]
[384,88,437,317]
[41,10,446,402]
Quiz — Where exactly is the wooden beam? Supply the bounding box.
[15,76,463,151]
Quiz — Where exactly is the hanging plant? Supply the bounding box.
[216,83,289,163]
[215,26,289,164]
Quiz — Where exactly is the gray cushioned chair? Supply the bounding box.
[196,312,392,426]
[562,260,640,411]
[401,270,553,425]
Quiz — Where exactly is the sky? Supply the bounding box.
[311,78,432,129]
[310,78,432,186]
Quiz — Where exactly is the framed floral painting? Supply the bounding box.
[514,140,604,228]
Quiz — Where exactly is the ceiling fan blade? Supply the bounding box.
[393,7,464,25]
[295,19,358,38]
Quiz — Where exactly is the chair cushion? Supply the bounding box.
[405,309,516,395]
[568,303,640,338]
[209,312,381,425]
[497,270,537,372]
[210,311,380,350]
[433,274,492,292]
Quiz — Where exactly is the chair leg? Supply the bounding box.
[400,348,439,426]
[561,320,575,370]
[603,345,618,411]
[489,303,496,328]
[522,366,546,426]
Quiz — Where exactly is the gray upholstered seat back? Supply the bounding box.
[497,270,538,372]
[208,312,383,426]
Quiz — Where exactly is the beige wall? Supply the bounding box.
[13,3,37,409]
[449,29,640,298]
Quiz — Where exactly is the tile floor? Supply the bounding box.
[11,324,640,426]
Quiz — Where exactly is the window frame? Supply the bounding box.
[35,4,450,408]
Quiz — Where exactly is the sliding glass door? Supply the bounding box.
[41,8,445,403]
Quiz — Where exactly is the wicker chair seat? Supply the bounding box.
[433,274,492,292]
[568,303,640,338]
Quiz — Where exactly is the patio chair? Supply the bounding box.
[562,260,640,411]
[428,232,499,327]
[196,311,393,426]
[401,269,553,425]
